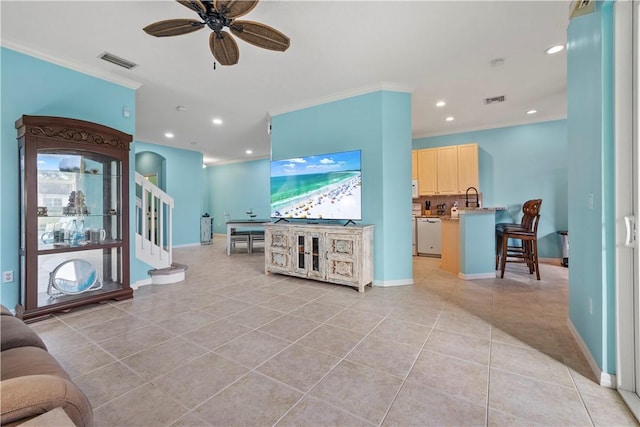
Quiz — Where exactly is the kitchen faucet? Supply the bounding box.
[465,186,479,208]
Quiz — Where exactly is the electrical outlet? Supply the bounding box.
[3,271,14,283]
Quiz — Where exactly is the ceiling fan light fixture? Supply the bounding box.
[144,0,290,66]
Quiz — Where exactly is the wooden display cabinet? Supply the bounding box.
[16,115,133,320]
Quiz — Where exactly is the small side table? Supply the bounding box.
[201,216,213,245]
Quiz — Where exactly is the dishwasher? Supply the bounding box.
[417,217,442,257]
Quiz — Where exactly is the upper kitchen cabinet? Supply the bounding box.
[436,146,459,194]
[417,148,438,195]
[415,143,479,195]
[457,143,479,193]
[411,150,418,180]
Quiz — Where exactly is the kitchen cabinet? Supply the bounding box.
[417,148,438,195]
[415,143,479,195]
[411,150,418,180]
[264,223,374,292]
[457,143,479,192]
[436,146,459,194]
[16,115,132,320]
[440,219,460,274]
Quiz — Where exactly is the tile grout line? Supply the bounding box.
[485,288,495,427]
[269,307,390,427]
[567,365,597,427]
[377,309,441,427]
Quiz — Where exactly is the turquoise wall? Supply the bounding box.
[0,47,136,308]
[271,91,413,284]
[413,119,568,258]
[459,212,497,276]
[205,159,271,233]
[136,151,166,191]
[567,2,616,374]
[133,142,204,245]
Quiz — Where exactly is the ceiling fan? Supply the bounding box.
[143,0,290,66]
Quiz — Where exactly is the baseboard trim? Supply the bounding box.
[540,257,563,266]
[567,318,617,388]
[172,243,201,248]
[458,272,496,280]
[131,278,152,290]
[372,278,413,287]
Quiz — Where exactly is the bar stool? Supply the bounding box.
[495,199,542,279]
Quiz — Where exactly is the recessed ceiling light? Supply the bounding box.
[527,109,538,115]
[436,100,446,107]
[164,132,174,138]
[245,149,253,154]
[212,118,223,125]
[445,117,454,122]
[545,45,564,55]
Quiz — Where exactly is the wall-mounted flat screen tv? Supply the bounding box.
[270,149,362,221]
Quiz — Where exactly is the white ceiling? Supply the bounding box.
[1,0,569,165]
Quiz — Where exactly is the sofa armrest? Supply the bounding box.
[0,315,47,352]
[0,374,94,427]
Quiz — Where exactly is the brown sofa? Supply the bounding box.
[0,305,93,426]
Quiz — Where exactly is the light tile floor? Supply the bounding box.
[30,236,639,426]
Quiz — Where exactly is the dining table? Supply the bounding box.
[226,218,271,255]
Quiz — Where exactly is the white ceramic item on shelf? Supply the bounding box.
[451,206,459,219]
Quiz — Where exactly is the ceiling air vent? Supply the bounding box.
[570,0,595,19]
[484,95,505,105]
[98,52,137,70]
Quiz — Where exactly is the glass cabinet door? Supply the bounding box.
[29,150,124,309]
[292,231,324,278]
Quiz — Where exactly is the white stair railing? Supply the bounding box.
[135,172,174,270]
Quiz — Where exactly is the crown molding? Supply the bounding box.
[412,114,567,140]
[269,81,414,117]
[2,40,142,90]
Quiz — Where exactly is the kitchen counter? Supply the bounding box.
[458,208,498,279]
[436,207,504,279]
[440,220,459,274]
[458,207,507,213]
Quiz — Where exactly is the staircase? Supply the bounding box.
[135,172,186,284]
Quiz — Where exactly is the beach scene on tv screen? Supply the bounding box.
[271,150,362,220]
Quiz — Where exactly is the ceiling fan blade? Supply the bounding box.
[230,20,290,52]
[144,19,205,37]
[176,0,207,14]
[214,0,259,19]
[209,31,239,65]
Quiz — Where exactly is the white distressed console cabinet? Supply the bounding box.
[264,223,374,292]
